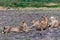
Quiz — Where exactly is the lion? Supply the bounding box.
[2,20,29,33]
[31,16,48,31]
[19,20,29,32]
[40,16,48,31]
[31,19,41,31]
[49,16,59,28]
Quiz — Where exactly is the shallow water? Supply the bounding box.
[0,10,60,40]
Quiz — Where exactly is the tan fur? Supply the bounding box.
[31,20,41,29]
[40,16,48,30]
[2,25,12,33]
[49,16,59,28]
[31,16,48,31]
[11,27,21,32]
[31,20,36,24]
[19,20,29,32]
[2,24,28,33]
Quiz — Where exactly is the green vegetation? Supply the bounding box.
[0,0,60,8]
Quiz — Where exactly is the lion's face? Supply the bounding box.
[50,16,56,21]
[41,16,48,21]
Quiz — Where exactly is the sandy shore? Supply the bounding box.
[16,7,60,10]
[0,7,60,10]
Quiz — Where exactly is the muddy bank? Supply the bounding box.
[0,7,60,10]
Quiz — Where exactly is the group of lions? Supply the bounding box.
[2,16,60,33]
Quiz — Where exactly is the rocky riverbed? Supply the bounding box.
[0,9,60,40]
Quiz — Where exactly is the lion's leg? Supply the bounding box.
[6,27,11,33]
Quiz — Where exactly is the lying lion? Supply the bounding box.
[2,20,29,33]
[49,16,60,28]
